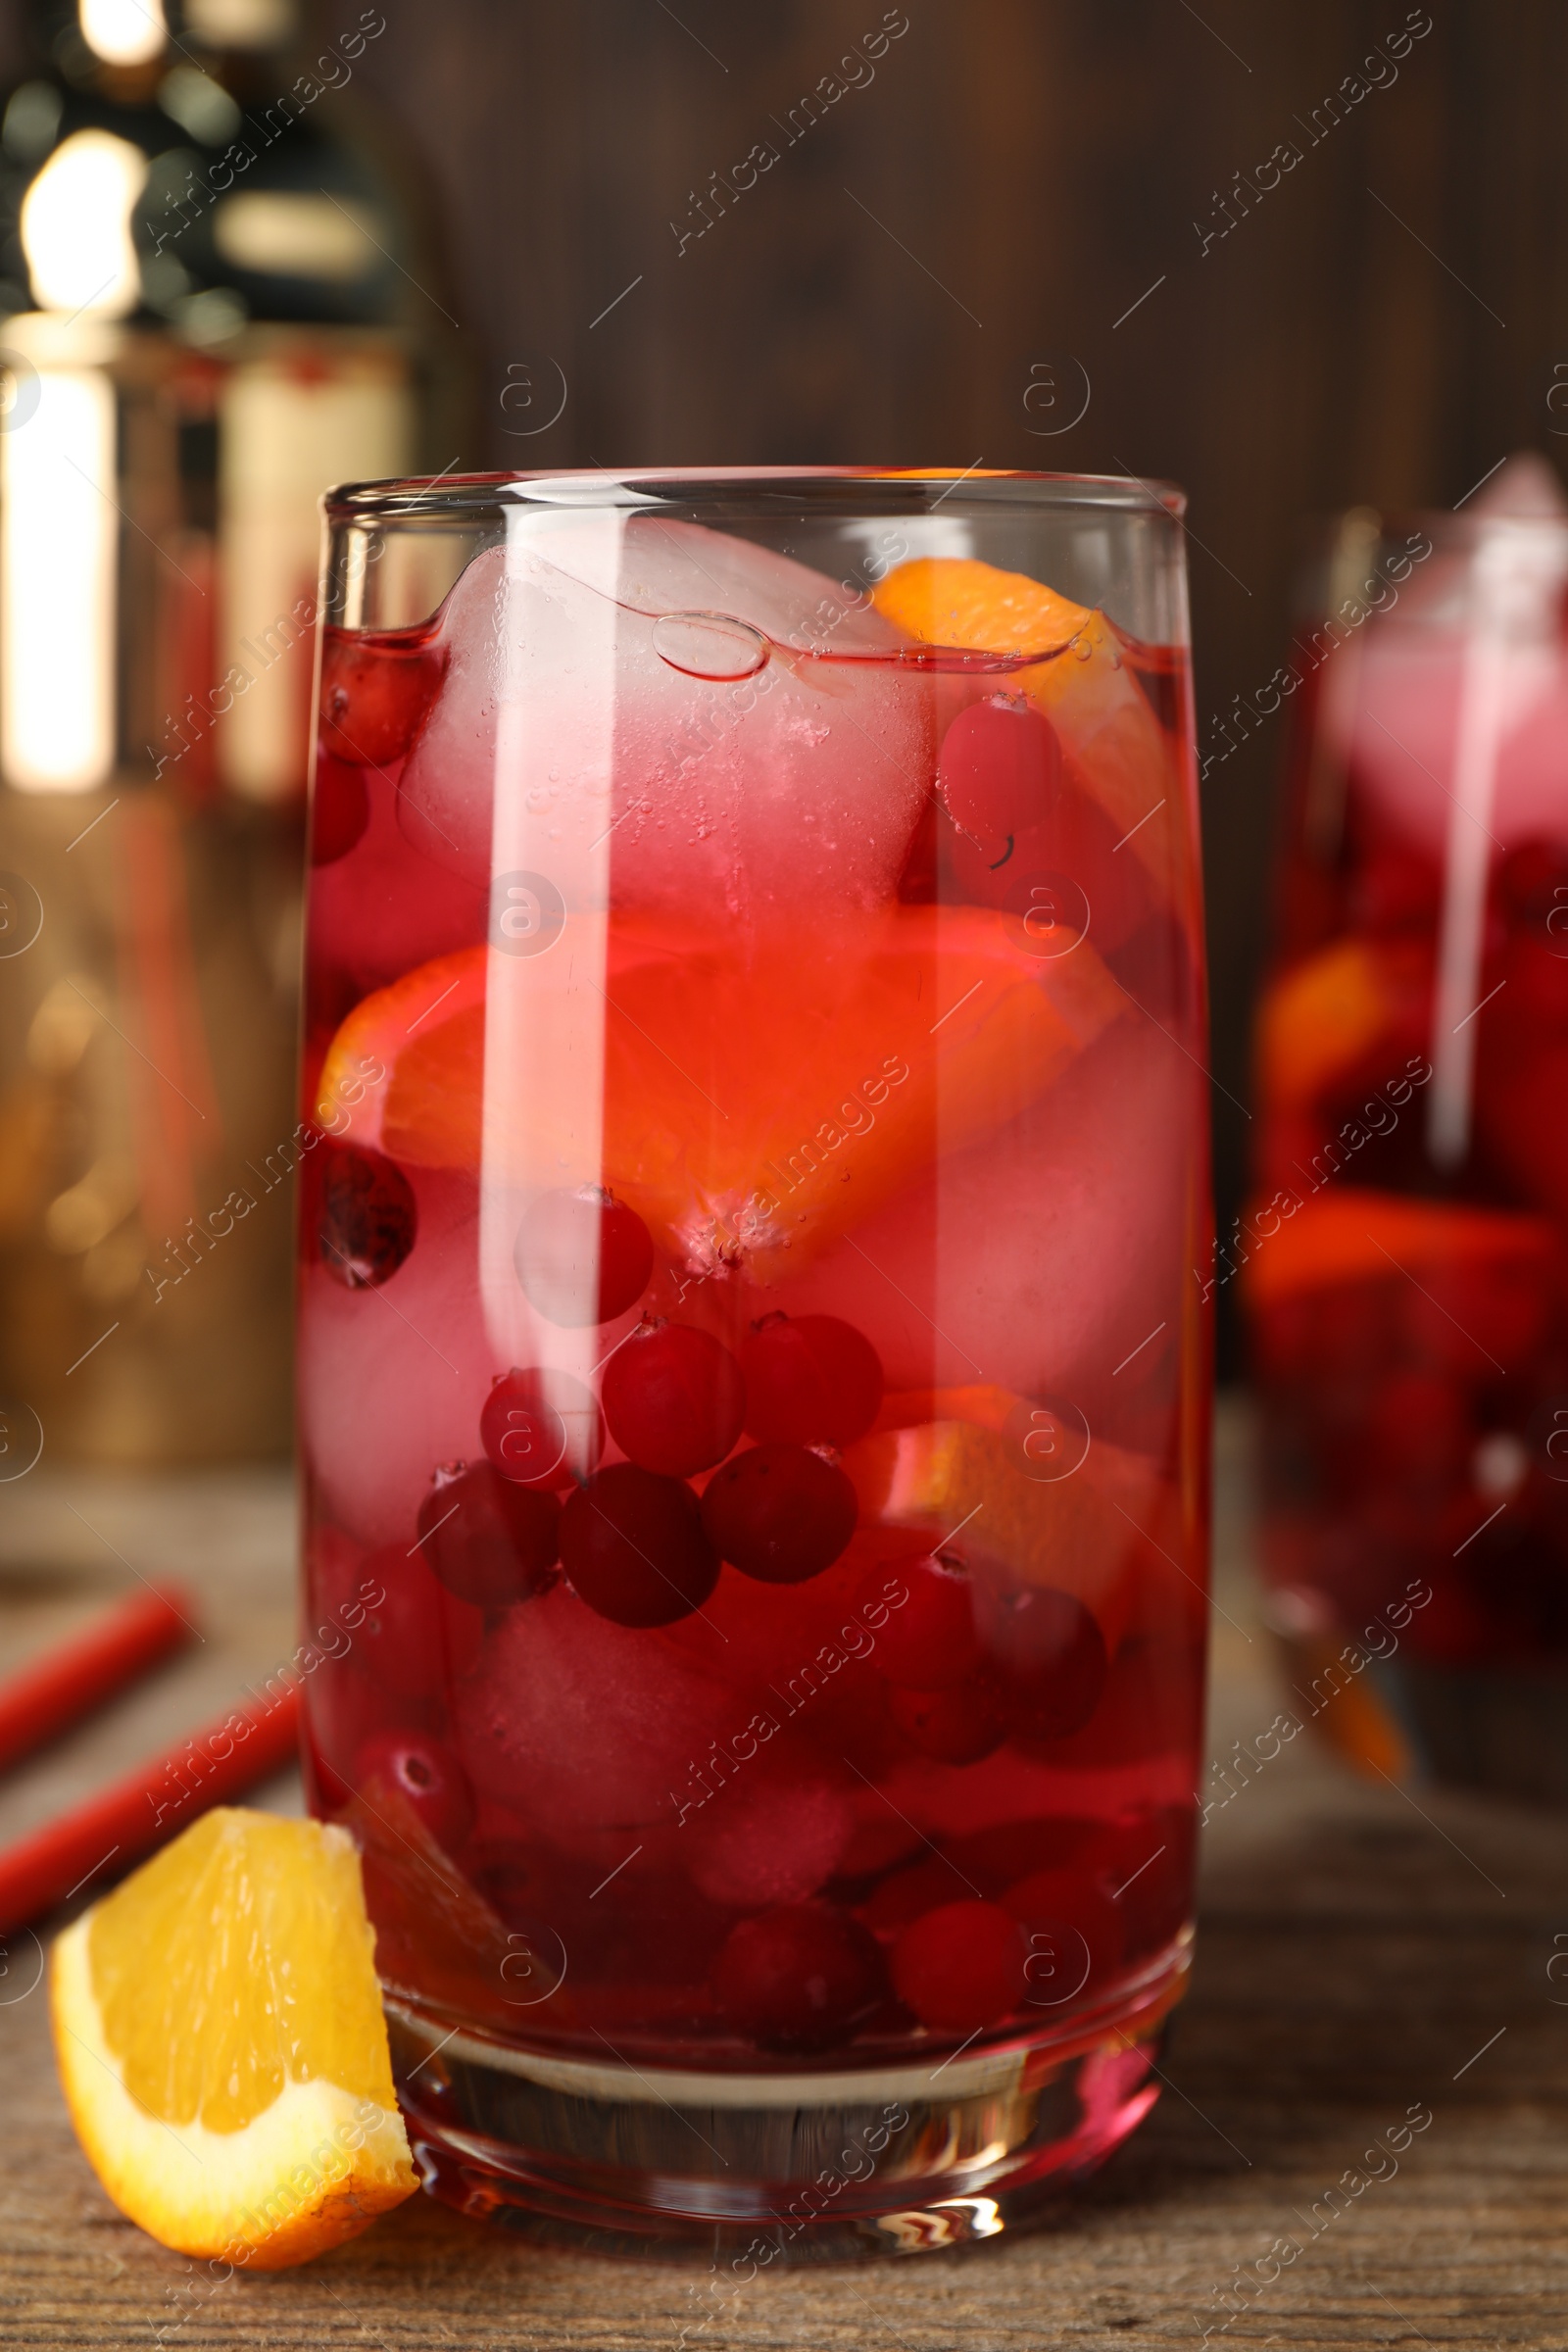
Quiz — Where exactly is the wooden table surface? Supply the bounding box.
[4,1405,1567,2350]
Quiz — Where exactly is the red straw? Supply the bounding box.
[0,1683,301,1934]
[0,1586,199,1776]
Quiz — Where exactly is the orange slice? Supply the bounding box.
[842,1396,1193,1653]
[1240,1186,1558,1312]
[321,946,485,1162]
[1255,937,1432,1115]
[875,556,1091,665]
[318,906,1125,1281]
[871,556,1189,906]
[52,1809,416,2269]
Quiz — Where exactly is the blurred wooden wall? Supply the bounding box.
[12,0,1568,1338]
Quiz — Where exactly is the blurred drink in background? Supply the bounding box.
[0,0,463,1465]
[1246,457,1568,1801]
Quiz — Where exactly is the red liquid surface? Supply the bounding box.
[1248,610,1568,1670]
[297,537,1210,2070]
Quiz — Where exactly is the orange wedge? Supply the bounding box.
[876,557,1091,666]
[871,555,1189,907]
[343,1777,577,2034]
[52,1809,416,2269]
[842,1394,1194,1653]
[1240,1186,1558,1313]
[1255,937,1432,1115]
[318,906,1125,1282]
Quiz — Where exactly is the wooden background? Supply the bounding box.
[3,0,1565,1273]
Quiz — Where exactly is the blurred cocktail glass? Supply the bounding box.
[1246,460,1568,1798]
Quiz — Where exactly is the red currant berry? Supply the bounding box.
[868,1553,980,1689]
[310,751,370,866]
[741,1313,884,1447]
[318,623,445,765]
[979,1585,1107,1738]
[892,1898,1029,2034]
[938,696,1062,856]
[480,1366,603,1490]
[514,1187,654,1327]
[318,1145,417,1290]
[356,1729,474,1851]
[888,1670,1013,1764]
[559,1463,718,1627]
[712,1902,888,2052]
[701,1445,858,1585]
[602,1320,745,1477]
[416,1462,561,1606]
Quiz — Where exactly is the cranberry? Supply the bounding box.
[514,1187,654,1327]
[1364,1372,1472,1487]
[1092,1808,1197,1960]
[712,1902,888,2051]
[559,1463,718,1627]
[351,1542,486,1701]
[859,1855,975,1936]
[602,1321,746,1476]
[888,1671,1013,1764]
[938,696,1062,856]
[1004,1867,1124,1997]
[891,1898,1029,2034]
[318,623,445,765]
[416,1462,561,1606]
[318,1145,417,1290]
[355,1729,474,1851]
[978,1584,1107,1738]
[741,1313,884,1447]
[1498,836,1568,926]
[310,751,370,866]
[1350,848,1443,935]
[701,1445,858,1584]
[867,1553,980,1689]
[480,1366,603,1490]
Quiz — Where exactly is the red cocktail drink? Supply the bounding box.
[297,471,1210,2251]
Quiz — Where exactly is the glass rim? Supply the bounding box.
[320,465,1188,525]
[1312,497,1568,548]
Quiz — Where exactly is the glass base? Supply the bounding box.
[387,1941,1187,2260]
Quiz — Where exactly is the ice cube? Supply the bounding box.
[455,1584,748,1848]
[1329,464,1568,858]
[298,1165,505,1548]
[757,1006,1200,1428]
[396,518,934,914]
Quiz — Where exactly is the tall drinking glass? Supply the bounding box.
[297,469,1210,2254]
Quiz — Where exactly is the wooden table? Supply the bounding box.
[4,1406,1567,2349]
